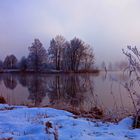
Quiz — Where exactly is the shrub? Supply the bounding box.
[0,96,6,104]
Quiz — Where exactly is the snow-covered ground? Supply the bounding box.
[0,104,140,140]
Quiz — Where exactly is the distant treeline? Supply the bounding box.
[0,35,96,73]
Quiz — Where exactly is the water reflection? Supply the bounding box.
[47,75,91,109]
[27,75,47,106]
[0,72,139,120]
[0,74,95,109]
[18,74,28,87]
[3,74,17,90]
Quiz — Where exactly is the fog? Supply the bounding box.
[0,0,140,65]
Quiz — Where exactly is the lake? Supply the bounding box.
[0,71,139,121]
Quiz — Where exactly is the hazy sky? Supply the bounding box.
[0,0,140,65]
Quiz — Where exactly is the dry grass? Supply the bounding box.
[133,114,140,128]
[0,138,13,140]
[45,121,59,140]
[0,96,6,104]
[69,107,104,119]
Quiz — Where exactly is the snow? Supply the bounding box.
[0,104,140,140]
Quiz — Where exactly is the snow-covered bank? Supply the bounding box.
[0,104,140,140]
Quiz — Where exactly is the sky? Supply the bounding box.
[0,0,140,65]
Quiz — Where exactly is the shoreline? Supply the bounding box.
[0,69,100,74]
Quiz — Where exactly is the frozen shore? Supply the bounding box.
[0,104,140,140]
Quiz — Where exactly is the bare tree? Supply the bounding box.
[108,62,113,71]
[67,37,92,71]
[48,37,95,72]
[70,37,85,71]
[0,60,3,70]
[82,46,94,71]
[122,46,140,128]
[18,56,27,72]
[119,61,128,71]
[27,39,47,72]
[101,61,107,72]
[48,35,66,70]
[3,54,18,69]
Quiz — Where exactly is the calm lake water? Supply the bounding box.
[0,72,139,120]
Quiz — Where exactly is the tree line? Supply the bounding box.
[0,35,95,73]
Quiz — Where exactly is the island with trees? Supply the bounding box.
[0,35,98,74]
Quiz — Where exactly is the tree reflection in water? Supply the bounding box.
[0,73,138,120]
[26,74,47,106]
[1,73,97,114]
[18,74,28,87]
[47,74,95,113]
[3,74,17,90]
